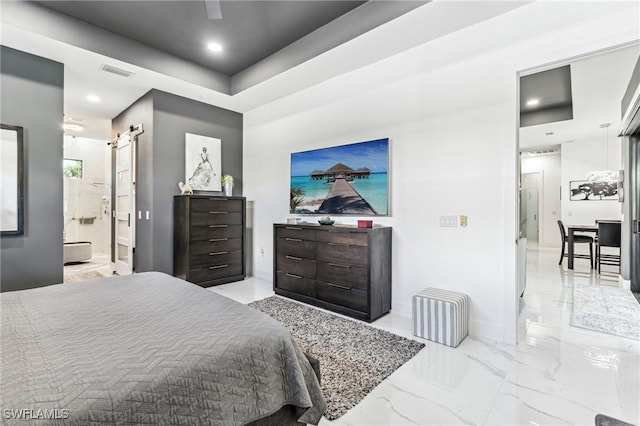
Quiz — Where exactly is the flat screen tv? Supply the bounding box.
[290,138,389,215]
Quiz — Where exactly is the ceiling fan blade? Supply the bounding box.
[204,0,222,20]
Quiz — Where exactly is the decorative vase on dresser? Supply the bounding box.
[174,195,246,287]
[273,223,392,322]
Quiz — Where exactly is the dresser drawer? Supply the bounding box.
[276,226,317,241]
[275,271,315,298]
[316,280,368,312]
[190,238,242,255]
[276,254,316,278]
[317,242,368,267]
[190,224,243,241]
[189,261,243,283]
[317,231,368,246]
[190,198,243,213]
[316,261,368,290]
[276,237,316,259]
[191,212,243,226]
[190,250,241,269]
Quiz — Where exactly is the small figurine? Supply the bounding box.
[178,181,193,195]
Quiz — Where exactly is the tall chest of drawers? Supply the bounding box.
[174,196,246,287]
[273,223,391,322]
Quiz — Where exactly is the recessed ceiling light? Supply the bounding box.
[87,94,100,103]
[207,42,223,52]
[62,123,83,132]
[526,98,540,107]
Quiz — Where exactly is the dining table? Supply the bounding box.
[567,224,599,269]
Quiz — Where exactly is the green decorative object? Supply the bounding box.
[318,216,335,225]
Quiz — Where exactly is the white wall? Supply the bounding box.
[63,135,111,256]
[561,137,622,225]
[243,2,639,343]
[521,153,561,247]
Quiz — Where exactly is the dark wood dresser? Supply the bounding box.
[174,196,246,287]
[273,223,391,322]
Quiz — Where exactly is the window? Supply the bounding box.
[63,159,82,179]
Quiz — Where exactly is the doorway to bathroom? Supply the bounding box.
[63,134,112,282]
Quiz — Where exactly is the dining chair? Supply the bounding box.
[596,221,621,273]
[557,220,594,268]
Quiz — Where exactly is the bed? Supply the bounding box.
[0,272,325,425]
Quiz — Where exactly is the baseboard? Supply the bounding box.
[469,319,504,342]
[392,300,412,319]
[620,276,631,290]
[393,300,504,342]
[253,269,272,282]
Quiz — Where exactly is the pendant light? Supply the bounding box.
[586,123,618,183]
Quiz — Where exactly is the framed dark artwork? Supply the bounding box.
[569,179,618,201]
[290,138,389,215]
[1,124,25,235]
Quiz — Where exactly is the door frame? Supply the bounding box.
[514,42,638,342]
[619,83,640,292]
[109,123,144,274]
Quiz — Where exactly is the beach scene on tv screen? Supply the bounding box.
[290,138,389,215]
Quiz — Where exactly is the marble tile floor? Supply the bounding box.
[211,244,640,426]
[63,254,112,283]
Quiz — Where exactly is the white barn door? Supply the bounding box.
[114,134,135,275]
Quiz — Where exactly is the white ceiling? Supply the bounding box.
[519,45,640,151]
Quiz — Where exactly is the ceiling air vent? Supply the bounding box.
[521,147,560,157]
[101,64,134,78]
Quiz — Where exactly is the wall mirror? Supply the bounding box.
[1,124,24,235]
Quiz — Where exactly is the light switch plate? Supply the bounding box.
[439,215,457,227]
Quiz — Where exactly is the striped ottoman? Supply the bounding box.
[413,287,469,348]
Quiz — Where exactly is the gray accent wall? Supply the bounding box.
[0,46,64,292]
[622,55,640,118]
[111,90,242,275]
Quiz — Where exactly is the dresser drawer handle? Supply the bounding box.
[208,224,228,228]
[208,211,228,214]
[327,242,349,246]
[209,238,228,242]
[209,251,228,256]
[210,198,228,201]
[209,264,228,270]
[329,262,351,269]
[326,282,351,291]
[285,238,302,242]
[285,273,302,279]
[285,227,302,230]
[285,255,302,261]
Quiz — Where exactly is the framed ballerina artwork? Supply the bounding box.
[185,133,222,192]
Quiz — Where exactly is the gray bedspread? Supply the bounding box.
[0,272,325,425]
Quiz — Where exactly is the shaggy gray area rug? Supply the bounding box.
[571,284,640,340]
[248,296,425,420]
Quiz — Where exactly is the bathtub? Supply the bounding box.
[64,241,92,264]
